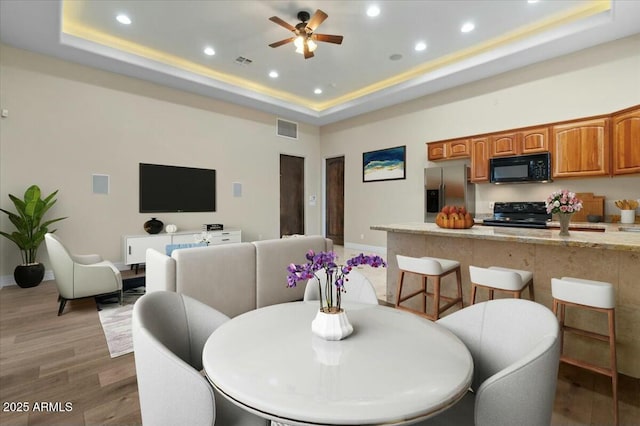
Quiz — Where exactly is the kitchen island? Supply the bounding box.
[371,222,640,378]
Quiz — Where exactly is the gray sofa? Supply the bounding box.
[145,235,333,318]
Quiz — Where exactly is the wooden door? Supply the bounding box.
[280,155,304,237]
[325,156,344,246]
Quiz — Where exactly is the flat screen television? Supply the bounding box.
[139,163,216,213]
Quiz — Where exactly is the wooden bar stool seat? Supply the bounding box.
[395,255,463,320]
[551,277,618,425]
[469,265,534,305]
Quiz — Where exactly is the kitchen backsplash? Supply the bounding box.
[476,175,639,219]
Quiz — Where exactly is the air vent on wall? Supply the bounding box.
[276,118,298,139]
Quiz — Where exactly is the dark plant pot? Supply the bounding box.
[14,263,45,288]
[144,218,164,234]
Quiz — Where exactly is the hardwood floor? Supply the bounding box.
[1,275,638,425]
[0,278,140,426]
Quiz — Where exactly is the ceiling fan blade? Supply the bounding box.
[312,34,344,44]
[306,9,328,32]
[269,37,296,48]
[269,16,296,32]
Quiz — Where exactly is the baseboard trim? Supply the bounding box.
[342,242,386,255]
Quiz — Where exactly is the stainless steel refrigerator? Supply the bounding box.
[424,166,475,222]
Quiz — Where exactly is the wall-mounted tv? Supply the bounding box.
[139,163,216,213]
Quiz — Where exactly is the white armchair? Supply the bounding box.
[413,299,560,426]
[132,291,268,426]
[44,233,122,315]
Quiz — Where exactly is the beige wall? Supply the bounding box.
[321,35,640,248]
[2,35,640,281]
[0,45,322,278]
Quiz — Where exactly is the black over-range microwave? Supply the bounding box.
[489,152,552,184]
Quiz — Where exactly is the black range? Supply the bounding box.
[482,201,551,229]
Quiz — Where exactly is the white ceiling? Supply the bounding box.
[1,0,639,125]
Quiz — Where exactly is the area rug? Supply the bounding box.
[97,285,145,358]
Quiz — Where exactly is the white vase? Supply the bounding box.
[311,309,353,341]
[620,210,635,224]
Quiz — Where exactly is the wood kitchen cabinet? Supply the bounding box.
[490,132,520,157]
[425,105,638,179]
[551,117,610,178]
[490,127,549,157]
[521,126,549,154]
[612,106,640,175]
[427,139,470,161]
[447,139,470,158]
[427,142,446,160]
[470,137,490,182]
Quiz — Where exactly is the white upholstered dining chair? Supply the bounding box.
[413,298,560,426]
[44,233,122,315]
[132,291,268,426]
[303,269,379,305]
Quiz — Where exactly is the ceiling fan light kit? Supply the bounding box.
[268,9,343,59]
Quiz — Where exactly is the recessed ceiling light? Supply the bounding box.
[314,88,323,95]
[203,46,215,56]
[528,0,539,3]
[116,14,131,25]
[269,70,279,78]
[414,41,427,52]
[367,6,380,17]
[461,22,475,33]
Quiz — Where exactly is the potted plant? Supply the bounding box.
[0,185,66,287]
[545,189,582,236]
[287,250,386,340]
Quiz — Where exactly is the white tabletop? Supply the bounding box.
[203,302,473,425]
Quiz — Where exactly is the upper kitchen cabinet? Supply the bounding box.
[470,137,490,182]
[490,132,520,157]
[521,126,549,154]
[612,105,640,175]
[490,127,549,157]
[427,142,446,161]
[551,117,610,178]
[427,139,470,161]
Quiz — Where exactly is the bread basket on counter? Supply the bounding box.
[435,206,474,229]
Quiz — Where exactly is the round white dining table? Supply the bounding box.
[203,301,473,426]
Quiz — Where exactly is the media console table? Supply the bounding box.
[122,228,241,271]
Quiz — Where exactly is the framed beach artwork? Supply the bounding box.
[362,145,406,182]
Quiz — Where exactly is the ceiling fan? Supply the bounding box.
[268,10,344,59]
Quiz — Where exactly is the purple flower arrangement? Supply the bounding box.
[287,250,386,312]
[545,189,583,215]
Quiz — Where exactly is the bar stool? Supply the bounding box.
[469,265,534,305]
[395,255,463,320]
[551,277,618,425]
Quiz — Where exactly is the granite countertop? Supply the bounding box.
[370,222,640,252]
